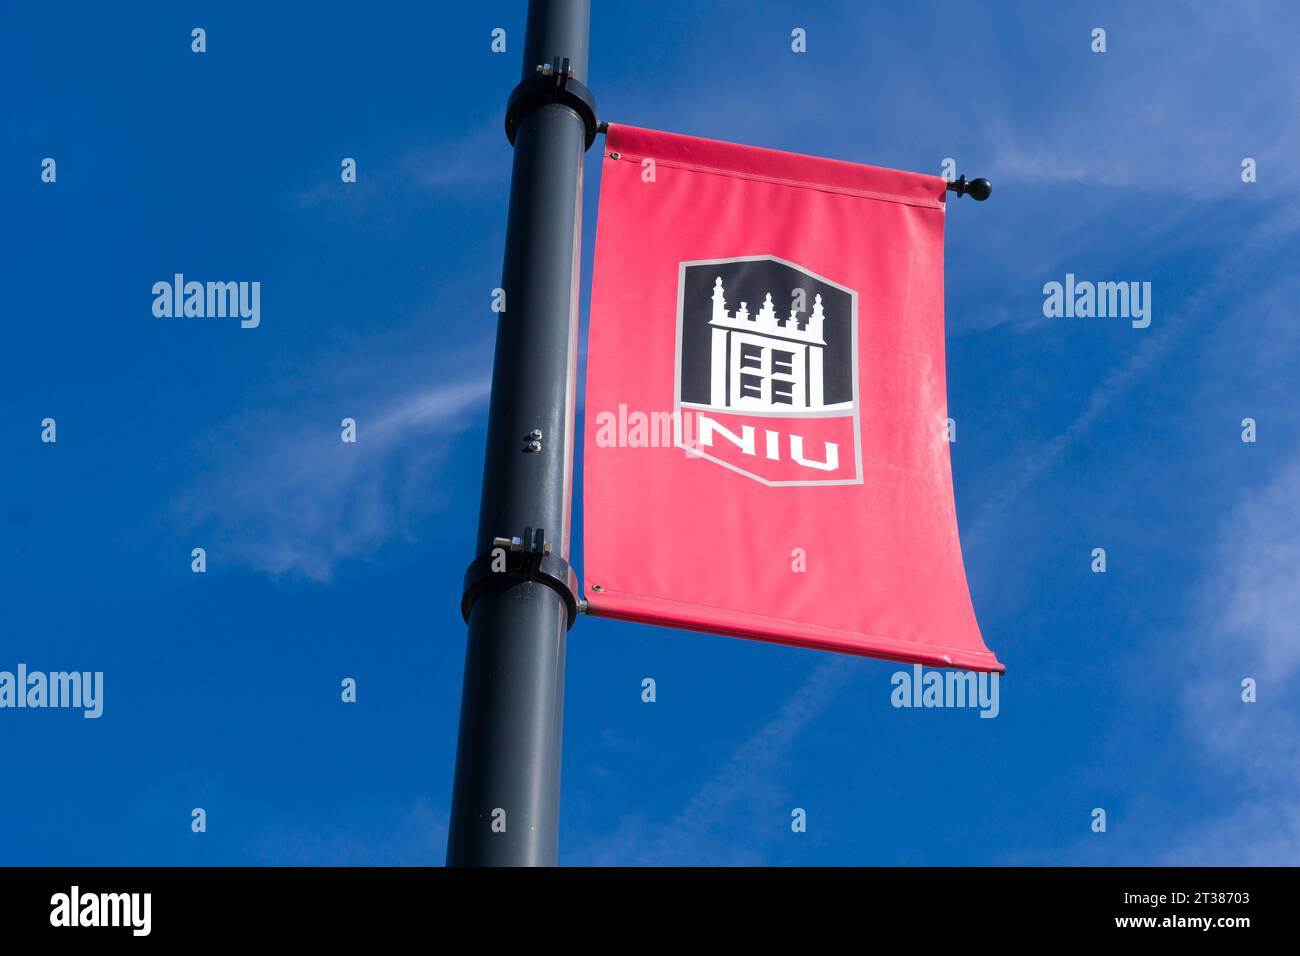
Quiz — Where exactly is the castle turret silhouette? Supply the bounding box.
[710,277,826,344]
[705,276,833,411]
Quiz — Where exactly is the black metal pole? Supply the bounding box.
[447,0,593,867]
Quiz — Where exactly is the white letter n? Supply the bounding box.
[696,415,755,456]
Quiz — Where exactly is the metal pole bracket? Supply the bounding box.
[461,526,581,628]
[504,56,600,150]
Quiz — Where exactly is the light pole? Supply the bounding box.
[447,0,597,867]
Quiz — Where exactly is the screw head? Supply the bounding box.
[528,429,543,440]
[526,440,542,453]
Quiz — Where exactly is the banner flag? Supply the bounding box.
[583,124,1002,673]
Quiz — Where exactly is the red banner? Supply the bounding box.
[583,124,1002,673]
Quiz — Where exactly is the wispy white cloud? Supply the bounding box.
[966,201,1300,550]
[984,2,1300,194]
[574,656,856,865]
[627,2,1300,198]
[293,122,510,214]
[1161,453,1300,864]
[172,377,489,581]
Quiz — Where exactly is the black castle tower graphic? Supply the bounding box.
[678,256,855,413]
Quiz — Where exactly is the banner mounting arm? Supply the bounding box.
[595,123,990,201]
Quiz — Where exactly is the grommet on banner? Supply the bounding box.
[461,526,580,628]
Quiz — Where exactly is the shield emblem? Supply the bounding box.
[674,255,862,486]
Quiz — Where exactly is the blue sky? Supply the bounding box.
[2,0,1297,865]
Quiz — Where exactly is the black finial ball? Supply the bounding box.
[947,175,993,202]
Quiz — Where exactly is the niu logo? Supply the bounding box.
[675,255,862,486]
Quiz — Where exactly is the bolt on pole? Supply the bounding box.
[446,0,593,867]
